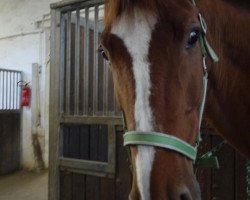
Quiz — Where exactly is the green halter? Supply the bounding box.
[123,3,219,166]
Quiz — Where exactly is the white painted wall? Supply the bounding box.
[0,0,59,170]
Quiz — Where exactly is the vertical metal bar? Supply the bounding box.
[12,72,14,109]
[8,72,10,110]
[60,14,66,113]
[15,73,18,109]
[6,71,8,110]
[103,60,108,115]
[16,72,19,110]
[93,5,99,115]
[0,71,2,109]
[14,72,16,109]
[20,72,22,110]
[74,9,80,115]
[65,11,72,115]
[1,71,3,109]
[13,72,16,110]
[83,7,89,115]
[10,72,12,109]
[8,72,11,110]
[16,72,18,109]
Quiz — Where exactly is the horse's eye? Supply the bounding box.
[186,30,200,49]
[98,45,109,61]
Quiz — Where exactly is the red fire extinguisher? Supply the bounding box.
[18,81,31,107]
[21,84,31,107]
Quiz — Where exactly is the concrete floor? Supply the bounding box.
[0,170,48,200]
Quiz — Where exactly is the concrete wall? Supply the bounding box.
[0,0,59,170]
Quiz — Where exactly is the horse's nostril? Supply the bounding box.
[180,193,192,200]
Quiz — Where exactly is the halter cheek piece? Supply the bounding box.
[123,0,220,167]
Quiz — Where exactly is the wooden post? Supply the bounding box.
[31,63,45,170]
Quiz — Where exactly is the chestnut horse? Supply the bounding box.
[100,0,250,199]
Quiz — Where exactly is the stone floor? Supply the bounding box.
[0,170,48,200]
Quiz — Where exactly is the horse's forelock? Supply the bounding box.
[104,0,159,26]
[104,0,195,28]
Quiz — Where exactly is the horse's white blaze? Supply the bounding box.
[112,9,157,200]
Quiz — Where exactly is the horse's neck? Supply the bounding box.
[201,0,250,70]
[200,0,250,99]
[200,0,250,157]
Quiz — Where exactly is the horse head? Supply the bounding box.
[101,0,205,199]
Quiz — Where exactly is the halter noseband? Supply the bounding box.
[123,0,219,163]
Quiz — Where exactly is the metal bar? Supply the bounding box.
[74,9,80,115]
[60,14,66,113]
[5,71,8,110]
[83,7,89,114]
[10,72,12,109]
[65,11,72,114]
[93,5,99,115]
[103,61,108,115]
[13,72,16,109]
[19,73,21,109]
[50,0,103,10]
[16,72,20,110]
[14,72,16,109]
[16,73,18,109]
[0,69,21,73]
[59,167,115,179]
[0,71,2,109]
[0,110,20,114]
[12,72,14,109]
[59,157,115,175]
[60,114,123,125]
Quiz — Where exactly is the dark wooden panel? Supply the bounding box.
[98,125,108,162]
[60,171,118,200]
[100,178,115,200]
[69,125,80,159]
[89,124,99,161]
[115,130,131,200]
[86,175,100,200]
[195,128,248,200]
[196,130,213,200]
[62,125,70,157]
[235,151,247,200]
[0,113,20,175]
[62,124,109,162]
[60,171,73,200]
[79,125,89,160]
[211,137,235,200]
[72,173,86,200]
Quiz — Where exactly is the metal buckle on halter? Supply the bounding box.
[198,14,207,34]
[202,56,208,73]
